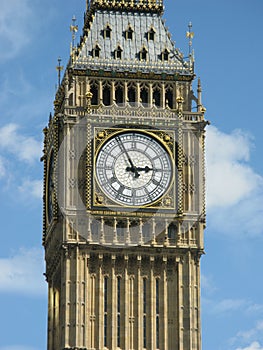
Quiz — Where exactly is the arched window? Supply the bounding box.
[103,24,112,39]
[68,93,74,106]
[147,26,156,41]
[114,45,123,59]
[139,47,148,61]
[125,24,134,40]
[153,87,161,107]
[128,84,136,104]
[115,84,124,105]
[165,88,173,109]
[103,84,111,106]
[90,83,99,105]
[161,48,170,61]
[92,44,101,58]
[140,86,148,105]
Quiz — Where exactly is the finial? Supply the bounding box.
[56,57,64,87]
[186,22,194,52]
[186,21,195,64]
[70,15,78,50]
[176,96,184,113]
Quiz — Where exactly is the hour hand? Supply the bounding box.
[136,166,153,173]
[126,165,153,175]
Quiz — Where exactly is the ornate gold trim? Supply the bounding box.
[92,127,176,210]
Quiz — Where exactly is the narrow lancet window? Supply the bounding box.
[104,276,108,347]
[103,85,111,106]
[117,276,121,347]
[156,278,160,349]
[143,277,147,348]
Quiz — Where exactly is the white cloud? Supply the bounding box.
[203,296,263,318]
[0,0,33,61]
[231,321,263,350]
[0,247,46,296]
[206,126,262,208]
[206,126,263,236]
[201,273,217,295]
[214,298,247,313]
[204,297,247,315]
[0,123,42,163]
[0,156,6,178]
[18,179,43,199]
[236,342,263,350]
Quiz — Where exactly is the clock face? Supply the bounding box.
[95,131,173,206]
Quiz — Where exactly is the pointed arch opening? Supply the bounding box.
[165,86,173,109]
[140,85,149,105]
[128,83,136,105]
[90,82,99,105]
[147,26,156,41]
[92,44,101,58]
[161,48,170,61]
[114,45,123,59]
[139,47,148,61]
[115,83,124,105]
[103,84,111,106]
[153,85,161,108]
[103,23,112,39]
[125,24,134,40]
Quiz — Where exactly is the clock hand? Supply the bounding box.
[126,166,153,173]
[137,166,153,173]
[116,136,140,178]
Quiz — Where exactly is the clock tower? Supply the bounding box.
[42,1,207,349]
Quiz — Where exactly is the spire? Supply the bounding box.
[56,57,63,87]
[186,21,195,72]
[197,78,202,111]
[70,15,78,55]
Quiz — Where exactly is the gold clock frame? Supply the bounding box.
[92,127,177,212]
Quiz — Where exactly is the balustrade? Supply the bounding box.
[71,215,200,248]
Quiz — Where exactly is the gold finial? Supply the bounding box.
[70,15,78,50]
[56,57,63,87]
[186,22,194,50]
[176,96,184,112]
[86,91,93,113]
[186,21,195,68]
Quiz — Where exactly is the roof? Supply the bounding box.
[71,7,193,75]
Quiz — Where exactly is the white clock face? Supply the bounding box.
[95,131,173,206]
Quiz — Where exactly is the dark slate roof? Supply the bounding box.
[72,9,192,75]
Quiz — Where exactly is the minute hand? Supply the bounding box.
[116,137,140,178]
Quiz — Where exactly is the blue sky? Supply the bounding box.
[0,0,263,349]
